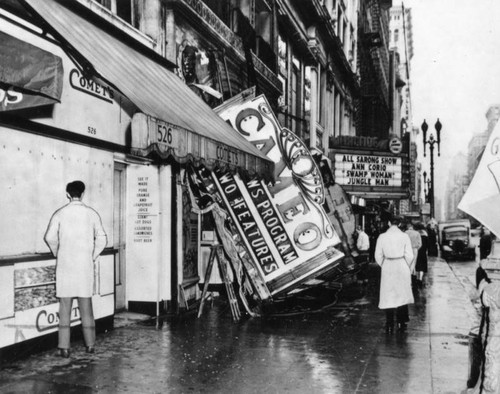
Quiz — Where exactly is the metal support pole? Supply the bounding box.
[429,143,435,218]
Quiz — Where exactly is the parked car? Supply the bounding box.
[438,220,476,261]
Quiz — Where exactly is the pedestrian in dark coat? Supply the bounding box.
[427,224,438,257]
[415,222,428,287]
[479,227,493,260]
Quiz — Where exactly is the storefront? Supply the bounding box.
[0,0,275,360]
[0,7,131,359]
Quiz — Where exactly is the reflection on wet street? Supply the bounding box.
[0,258,476,393]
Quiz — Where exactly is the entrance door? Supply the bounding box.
[113,162,127,311]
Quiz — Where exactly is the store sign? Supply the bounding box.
[69,68,114,103]
[334,153,402,187]
[215,95,343,296]
[0,31,63,111]
[132,113,266,174]
[2,20,131,145]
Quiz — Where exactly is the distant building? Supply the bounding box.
[468,104,500,180]
[434,196,443,222]
[389,5,419,214]
[389,5,413,133]
[446,152,469,220]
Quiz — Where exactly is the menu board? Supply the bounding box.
[132,175,155,243]
[126,165,161,302]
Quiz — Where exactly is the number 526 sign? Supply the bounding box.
[143,115,189,156]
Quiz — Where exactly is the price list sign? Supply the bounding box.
[132,175,154,243]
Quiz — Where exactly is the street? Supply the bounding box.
[1,1,500,393]
[0,257,481,394]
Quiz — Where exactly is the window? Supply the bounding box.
[94,0,136,28]
[204,0,231,26]
[394,29,399,42]
[277,33,288,119]
[334,90,340,136]
[116,0,132,25]
[291,59,299,135]
[319,71,326,126]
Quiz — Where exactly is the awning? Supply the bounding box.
[0,31,63,111]
[22,0,274,180]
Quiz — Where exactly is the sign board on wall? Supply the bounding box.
[126,165,160,302]
[334,153,403,187]
[0,256,114,349]
[2,18,133,146]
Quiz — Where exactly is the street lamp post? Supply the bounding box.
[422,119,442,219]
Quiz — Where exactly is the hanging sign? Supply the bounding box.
[214,95,344,297]
[333,153,402,187]
[0,31,63,111]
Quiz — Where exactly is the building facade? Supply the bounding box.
[0,0,415,360]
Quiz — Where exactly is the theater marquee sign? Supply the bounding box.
[334,153,402,187]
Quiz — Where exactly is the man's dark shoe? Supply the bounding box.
[85,346,95,354]
[58,348,70,358]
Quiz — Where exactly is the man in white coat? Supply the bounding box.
[375,215,414,333]
[45,181,107,357]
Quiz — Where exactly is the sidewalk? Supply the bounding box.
[423,257,479,393]
[350,256,478,394]
[0,257,478,393]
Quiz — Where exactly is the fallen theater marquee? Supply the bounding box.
[330,136,410,199]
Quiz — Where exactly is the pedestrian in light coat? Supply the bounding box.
[405,221,422,288]
[375,216,414,333]
[44,181,107,358]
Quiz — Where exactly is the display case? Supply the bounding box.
[0,250,115,351]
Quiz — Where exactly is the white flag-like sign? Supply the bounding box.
[459,122,500,238]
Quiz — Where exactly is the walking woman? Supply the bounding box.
[375,215,414,333]
[415,222,429,288]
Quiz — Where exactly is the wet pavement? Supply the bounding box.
[0,257,480,393]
